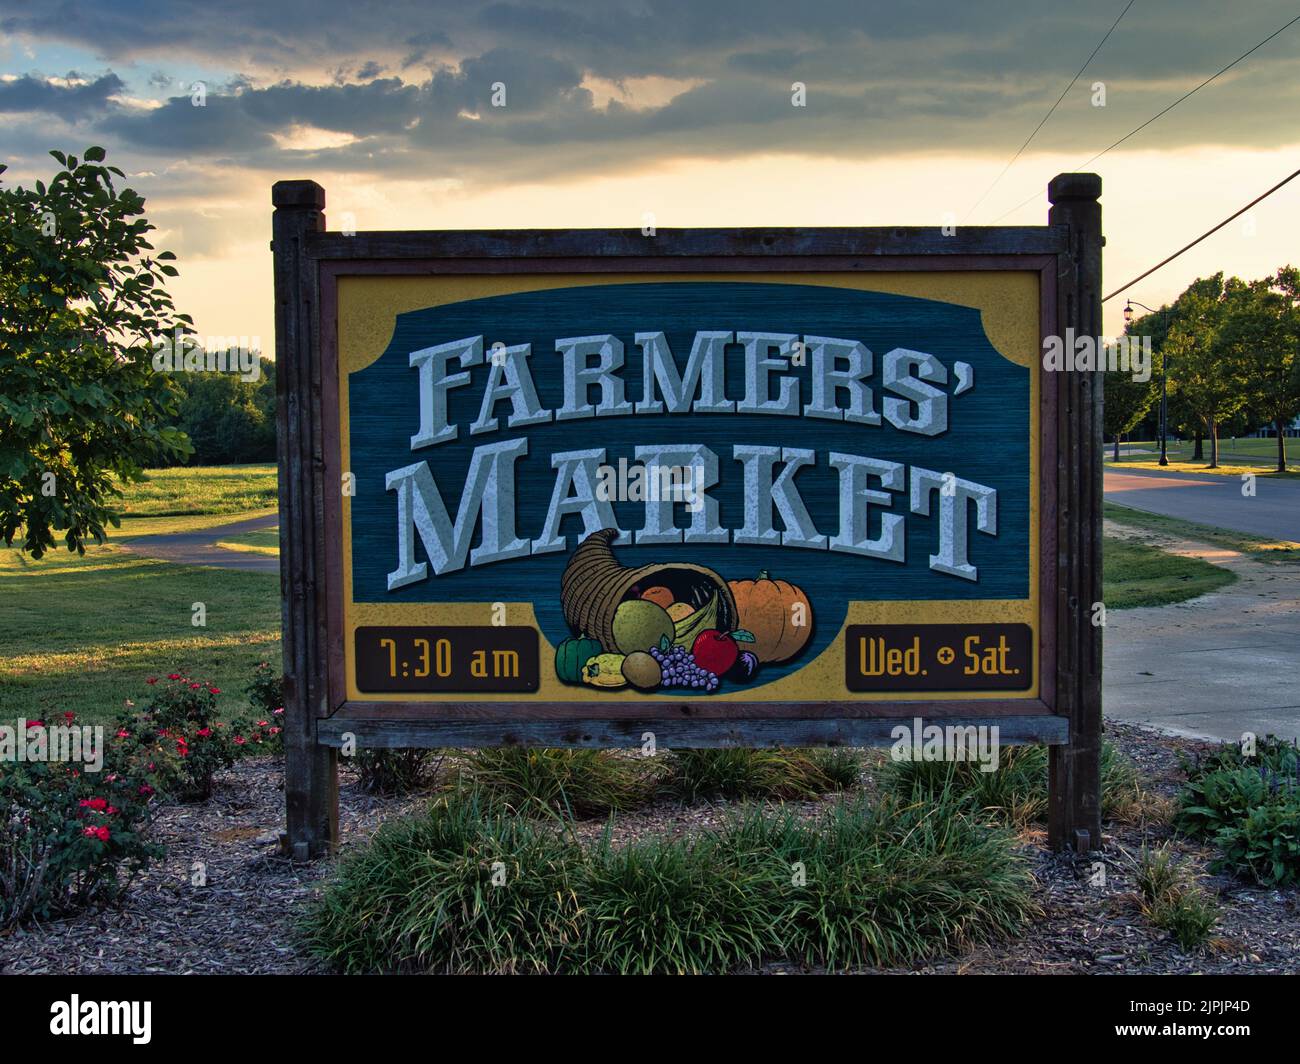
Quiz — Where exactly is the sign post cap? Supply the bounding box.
[1048,172,1102,203]
[272,180,326,210]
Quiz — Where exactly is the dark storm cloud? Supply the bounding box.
[2,0,1299,190]
[0,72,124,118]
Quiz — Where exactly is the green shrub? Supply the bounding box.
[244,661,285,754]
[1176,765,1297,839]
[660,747,851,803]
[1180,735,1300,782]
[1210,801,1300,888]
[1135,844,1217,951]
[453,747,657,817]
[117,674,256,801]
[355,748,442,796]
[302,789,1036,974]
[1,716,164,927]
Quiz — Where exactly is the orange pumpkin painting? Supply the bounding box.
[726,571,813,663]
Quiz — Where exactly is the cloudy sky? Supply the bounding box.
[2,0,1298,344]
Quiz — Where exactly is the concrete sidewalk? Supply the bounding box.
[1103,521,1300,744]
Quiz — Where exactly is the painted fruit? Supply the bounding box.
[727,571,813,663]
[582,653,628,688]
[691,630,739,677]
[640,586,676,609]
[555,635,604,684]
[728,650,760,682]
[666,602,695,623]
[672,591,718,647]
[621,651,662,690]
[612,599,675,655]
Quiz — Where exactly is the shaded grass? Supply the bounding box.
[660,747,858,803]
[300,788,1037,974]
[880,741,1167,830]
[1135,844,1217,952]
[114,464,278,517]
[452,748,660,817]
[1104,502,1300,563]
[1102,535,1236,609]
[0,542,279,726]
[1107,437,1300,479]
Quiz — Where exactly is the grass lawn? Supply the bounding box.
[114,463,278,516]
[1104,501,1300,564]
[0,542,279,727]
[1107,437,1299,479]
[1102,536,1236,609]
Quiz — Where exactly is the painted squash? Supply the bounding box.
[555,635,603,684]
[726,571,813,663]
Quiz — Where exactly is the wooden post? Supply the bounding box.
[1047,173,1104,853]
[272,180,338,859]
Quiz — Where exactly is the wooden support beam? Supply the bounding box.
[1046,173,1105,853]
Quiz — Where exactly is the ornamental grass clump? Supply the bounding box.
[302,787,1036,974]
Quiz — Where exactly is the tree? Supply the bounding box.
[0,148,192,556]
[1166,275,1250,469]
[172,356,276,465]
[1221,267,1300,472]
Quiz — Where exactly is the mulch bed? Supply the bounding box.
[2,720,1296,974]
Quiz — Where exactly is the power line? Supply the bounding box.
[987,13,1300,223]
[1102,165,1300,302]
[964,0,1135,222]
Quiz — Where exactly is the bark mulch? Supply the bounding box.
[1,720,1295,974]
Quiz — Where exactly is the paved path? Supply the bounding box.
[1104,466,1299,542]
[1103,521,1300,744]
[120,513,279,573]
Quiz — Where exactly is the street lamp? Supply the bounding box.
[1123,299,1169,466]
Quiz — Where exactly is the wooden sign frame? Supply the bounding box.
[271,174,1103,859]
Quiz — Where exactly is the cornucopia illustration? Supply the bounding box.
[555,528,814,693]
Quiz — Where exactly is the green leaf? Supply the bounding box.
[731,629,756,643]
[83,146,107,162]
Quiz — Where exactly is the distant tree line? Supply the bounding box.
[161,353,277,465]
[1108,266,1300,471]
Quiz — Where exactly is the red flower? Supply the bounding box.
[273,707,284,715]
[189,683,201,690]
[270,727,281,735]
[196,727,212,738]
[106,805,119,816]
[234,736,247,746]
[257,720,269,728]
[26,720,43,730]
[138,784,154,797]
[116,729,130,739]
[79,797,109,812]
[146,677,158,685]
[63,711,75,722]
[168,673,182,680]
[208,687,221,694]
[87,825,111,842]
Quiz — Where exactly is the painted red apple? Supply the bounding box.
[691,630,739,677]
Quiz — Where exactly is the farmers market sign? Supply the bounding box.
[272,175,1106,857]
[341,277,1039,703]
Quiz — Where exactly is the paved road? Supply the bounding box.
[120,513,279,573]
[1104,466,1299,541]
